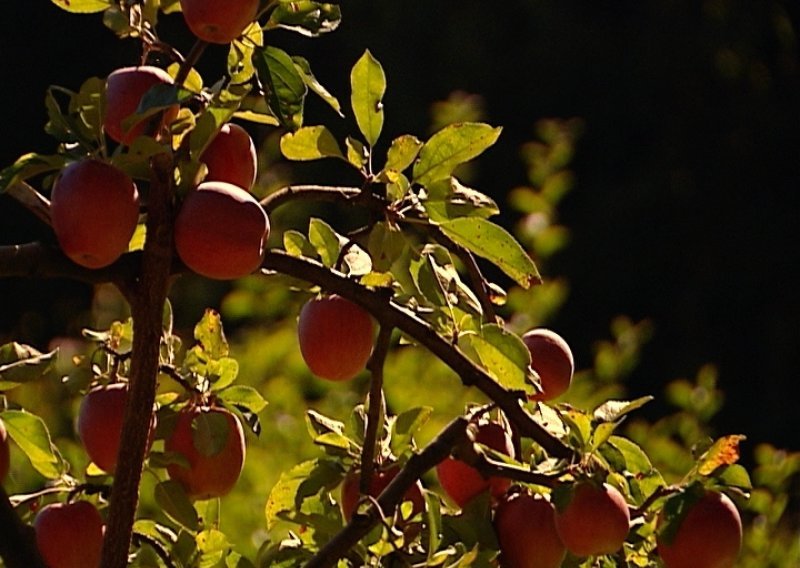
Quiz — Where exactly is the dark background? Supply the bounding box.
[2,1,799,449]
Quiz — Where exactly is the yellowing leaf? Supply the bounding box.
[698,434,746,476]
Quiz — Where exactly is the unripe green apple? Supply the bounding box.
[657,491,742,568]
[179,0,260,44]
[494,491,566,568]
[165,405,246,500]
[34,500,104,568]
[554,481,630,557]
[297,295,375,381]
[0,418,9,482]
[522,328,574,401]
[436,421,514,508]
[77,382,155,473]
[104,65,177,145]
[50,160,140,269]
[340,465,425,523]
[201,123,257,190]
[174,181,270,280]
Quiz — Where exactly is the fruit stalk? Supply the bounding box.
[100,152,174,568]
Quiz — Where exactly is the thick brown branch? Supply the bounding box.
[260,185,384,214]
[100,153,174,568]
[304,416,470,568]
[0,241,140,285]
[261,251,573,460]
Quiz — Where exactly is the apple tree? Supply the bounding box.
[1,1,797,567]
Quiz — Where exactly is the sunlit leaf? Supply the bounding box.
[266,2,342,36]
[412,123,501,186]
[440,217,541,288]
[280,126,343,161]
[459,325,533,394]
[1,410,63,479]
[422,177,499,222]
[308,218,343,267]
[0,343,58,388]
[194,309,229,360]
[351,50,386,146]
[697,435,747,476]
[253,45,307,131]
[292,56,343,116]
[593,396,654,423]
[217,385,268,414]
[383,135,423,175]
[50,0,111,13]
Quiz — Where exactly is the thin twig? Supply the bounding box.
[5,182,52,227]
[359,326,393,493]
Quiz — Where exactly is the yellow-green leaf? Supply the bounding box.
[412,123,502,186]
[351,50,386,146]
[280,126,343,161]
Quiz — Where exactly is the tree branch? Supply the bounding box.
[261,251,573,460]
[5,182,51,227]
[359,325,393,493]
[100,152,174,568]
[304,416,470,568]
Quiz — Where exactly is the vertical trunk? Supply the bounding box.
[100,153,174,568]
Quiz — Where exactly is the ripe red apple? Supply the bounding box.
[200,123,257,190]
[174,181,270,280]
[179,0,260,44]
[165,405,246,500]
[34,500,104,568]
[50,159,140,269]
[0,418,10,482]
[104,65,177,145]
[436,421,514,508]
[522,328,574,401]
[554,481,630,557]
[297,295,375,381]
[77,382,155,473]
[494,491,566,568]
[657,491,742,568]
[340,465,425,523]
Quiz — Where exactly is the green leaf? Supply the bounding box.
[459,325,533,394]
[422,177,499,222]
[266,2,342,36]
[283,230,318,258]
[265,459,343,529]
[384,135,423,175]
[593,396,654,423]
[0,153,65,193]
[350,50,386,146]
[196,529,230,568]
[207,357,239,390]
[292,56,343,117]
[308,218,342,267]
[280,126,343,161]
[345,136,367,170]
[306,409,346,438]
[559,409,592,450]
[1,410,63,479]
[50,0,111,13]
[192,411,231,457]
[605,435,656,475]
[216,385,268,414]
[717,464,752,489]
[253,45,307,131]
[412,123,502,186]
[194,309,229,360]
[390,406,432,453]
[440,217,541,288]
[154,480,199,531]
[0,343,58,389]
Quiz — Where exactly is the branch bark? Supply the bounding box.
[359,325,393,493]
[261,251,573,460]
[100,153,174,568]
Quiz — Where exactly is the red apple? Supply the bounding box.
[657,491,742,568]
[104,65,177,145]
[494,491,566,568]
[201,123,257,189]
[436,421,514,508]
[297,295,375,381]
[50,159,140,269]
[179,0,260,44]
[165,405,246,500]
[554,481,630,557]
[174,181,270,280]
[522,328,574,401]
[0,418,9,482]
[340,465,425,523]
[34,500,104,568]
[77,382,155,473]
